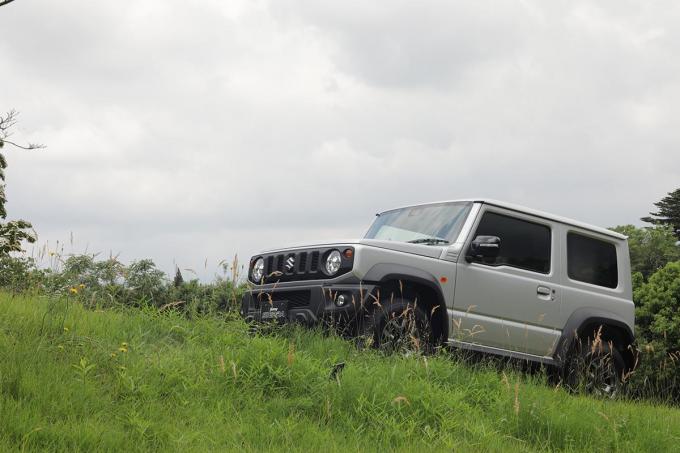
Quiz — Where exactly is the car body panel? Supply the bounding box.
[452,204,563,356]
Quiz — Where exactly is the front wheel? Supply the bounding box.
[373,299,433,354]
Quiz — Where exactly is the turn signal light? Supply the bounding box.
[343,249,353,259]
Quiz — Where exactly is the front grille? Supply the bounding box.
[252,290,311,309]
[250,247,354,284]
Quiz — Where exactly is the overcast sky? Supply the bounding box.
[2,0,679,280]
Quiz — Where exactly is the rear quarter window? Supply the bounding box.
[567,232,618,288]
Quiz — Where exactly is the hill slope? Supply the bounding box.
[1,292,679,452]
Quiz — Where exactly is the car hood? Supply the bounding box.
[260,238,444,259]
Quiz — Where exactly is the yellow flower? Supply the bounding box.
[63,327,70,332]
[78,284,85,289]
[110,352,117,358]
[118,347,128,353]
[121,342,128,348]
[57,345,64,351]
[69,287,78,294]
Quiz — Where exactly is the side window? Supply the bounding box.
[473,212,551,273]
[567,233,618,288]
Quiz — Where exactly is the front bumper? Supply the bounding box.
[241,282,377,326]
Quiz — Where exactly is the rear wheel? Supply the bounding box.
[564,340,624,398]
[373,299,433,354]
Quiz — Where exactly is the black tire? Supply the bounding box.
[372,298,433,354]
[564,340,625,398]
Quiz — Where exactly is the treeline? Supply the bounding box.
[0,253,248,316]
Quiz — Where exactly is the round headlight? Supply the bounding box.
[251,258,264,282]
[325,250,342,275]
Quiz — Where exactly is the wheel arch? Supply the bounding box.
[555,308,636,371]
[363,263,449,343]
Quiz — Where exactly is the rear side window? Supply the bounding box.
[567,233,618,288]
[473,212,551,273]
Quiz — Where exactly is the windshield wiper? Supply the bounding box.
[407,237,449,245]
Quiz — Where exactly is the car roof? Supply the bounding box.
[378,198,627,240]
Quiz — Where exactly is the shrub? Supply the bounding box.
[0,255,42,292]
[628,261,680,401]
[124,259,168,306]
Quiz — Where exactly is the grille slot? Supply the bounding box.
[310,251,320,272]
[298,252,308,273]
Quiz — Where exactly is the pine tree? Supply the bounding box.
[642,188,680,239]
[173,267,184,287]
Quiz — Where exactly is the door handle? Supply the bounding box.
[537,285,555,301]
[537,286,551,297]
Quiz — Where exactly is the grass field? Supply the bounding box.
[1,292,680,452]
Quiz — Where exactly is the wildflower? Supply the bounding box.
[78,283,85,289]
[121,342,128,348]
[49,251,56,257]
[110,352,117,358]
[69,287,78,295]
[57,345,64,351]
[63,327,70,332]
[118,347,128,353]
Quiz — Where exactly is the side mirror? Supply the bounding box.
[466,235,501,262]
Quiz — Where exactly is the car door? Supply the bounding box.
[451,205,562,357]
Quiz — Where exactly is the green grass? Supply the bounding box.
[1,292,680,452]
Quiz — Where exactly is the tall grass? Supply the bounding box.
[1,292,680,452]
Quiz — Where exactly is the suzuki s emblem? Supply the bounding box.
[285,256,295,271]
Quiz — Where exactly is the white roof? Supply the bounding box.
[379,198,627,240]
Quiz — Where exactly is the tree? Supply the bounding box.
[642,188,680,240]
[0,110,42,256]
[174,267,184,287]
[611,225,680,280]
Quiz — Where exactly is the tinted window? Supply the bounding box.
[473,212,551,273]
[567,233,618,288]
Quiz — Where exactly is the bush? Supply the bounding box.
[0,255,42,292]
[124,259,168,306]
[628,261,680,401]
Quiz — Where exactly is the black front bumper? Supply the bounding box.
[241,283,377,327]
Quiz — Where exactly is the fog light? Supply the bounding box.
[335,294,347,307]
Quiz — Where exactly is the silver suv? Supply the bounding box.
[242,199,635,382]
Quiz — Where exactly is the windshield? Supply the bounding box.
[364,202,473,244]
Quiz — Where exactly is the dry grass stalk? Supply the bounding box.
[287,342,295,367]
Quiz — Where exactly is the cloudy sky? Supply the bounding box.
[1,0,679,279]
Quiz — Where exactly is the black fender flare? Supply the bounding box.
[554,307,635,368]
[363,263,449,340]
